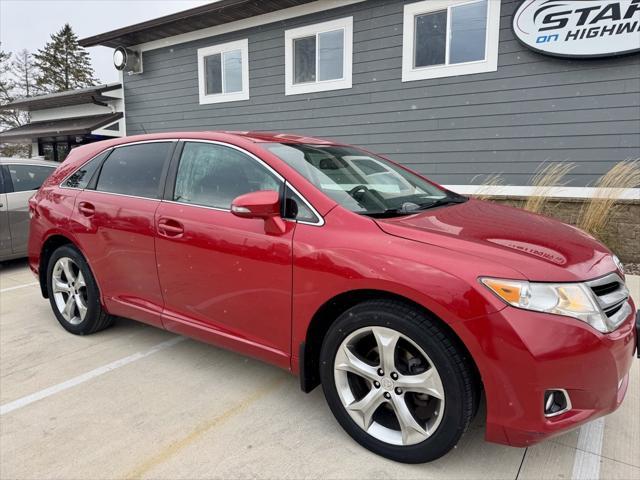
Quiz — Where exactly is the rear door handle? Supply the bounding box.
[78,201,95,217]
[157,218,184,237]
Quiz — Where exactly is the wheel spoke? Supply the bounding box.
[390,395,430,445]
[75,271,86,289]
[60,258,76,283]
[52,279,71,294]
[396,369,444,400]
[371,327,400,375]
[62,295,76,320]
[347,388,385,430]
[335,344,379,382]
[74,293,87,320]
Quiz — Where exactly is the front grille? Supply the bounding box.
[586,273,631,331]
[591,281,619,297]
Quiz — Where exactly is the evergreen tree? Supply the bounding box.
[33,23,98,93]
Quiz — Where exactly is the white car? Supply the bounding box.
[0,157,58,261]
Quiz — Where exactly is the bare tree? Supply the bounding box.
[12,49,38,97]
[0,45,34,157]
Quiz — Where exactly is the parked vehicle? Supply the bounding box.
[28,132,638,463]
[0,158,57,261]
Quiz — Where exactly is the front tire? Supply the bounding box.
[46,245,113,335]
[319,300,477,463]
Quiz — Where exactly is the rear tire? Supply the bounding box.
[46,245,113,335]
[319,299,477,463]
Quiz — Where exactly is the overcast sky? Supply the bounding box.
[1,0,212,84]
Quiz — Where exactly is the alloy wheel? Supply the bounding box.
[51,257,88,325]
[333,326,445,446]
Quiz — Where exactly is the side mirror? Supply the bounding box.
[231,190,286,234]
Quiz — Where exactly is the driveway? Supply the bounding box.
[1,259,638,480]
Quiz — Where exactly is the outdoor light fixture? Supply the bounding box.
[113,46,142,74]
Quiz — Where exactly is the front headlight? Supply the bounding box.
[480,277,609,333]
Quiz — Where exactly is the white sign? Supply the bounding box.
[513,0,640,58]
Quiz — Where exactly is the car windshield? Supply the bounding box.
[263,143,466,217]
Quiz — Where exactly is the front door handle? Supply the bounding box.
[157,218,184,237]
[78,201,95,217]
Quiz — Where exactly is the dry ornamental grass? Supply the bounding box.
[472,160,639,262]
[522,162,575,214]
[472,173,506,200]
[577,159,640,238]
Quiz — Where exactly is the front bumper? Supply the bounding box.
[459,299,638,447]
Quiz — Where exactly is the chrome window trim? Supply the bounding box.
[162,199,229,213]
[112,139,181,148]
[171,139,325,227]
[59,149,114,190]
[94,140,175,199]
[60,140,176,197]
[179,139,285,182]
[78,189,162,203]
[285,181,325,227]
[54,137,325,227]
[59,140,179,191]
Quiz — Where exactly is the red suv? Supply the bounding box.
[28,132,638,463]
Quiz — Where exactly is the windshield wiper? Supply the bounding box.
[359,194,467,218]
[360,209,416,218]
[416,195,467,211]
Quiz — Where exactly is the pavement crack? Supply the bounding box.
[515,447,528,480]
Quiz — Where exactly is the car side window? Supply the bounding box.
[64,151,110,189]
[174,142,282,209]
[284,185,319,223]
[7,165,55,193]
[96,143,171,199]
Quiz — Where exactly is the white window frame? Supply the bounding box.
[197,39,250,105]
[284,17,353,96]
[402,0,500,82]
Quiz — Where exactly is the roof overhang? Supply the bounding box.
[0,113,123,143]
[3,84,121,112]
[79,0,315,49]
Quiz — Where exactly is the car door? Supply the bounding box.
[5,163,56,257]
[0,166,11,259]
[69,141,174,328]
[155,141,294,367]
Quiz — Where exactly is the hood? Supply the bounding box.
[375,199,618,282]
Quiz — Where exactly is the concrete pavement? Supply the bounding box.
[1,259,638,480]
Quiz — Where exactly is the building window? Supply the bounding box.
[285,17,353,96]
[197,39,249,104]
[402,0,500,82]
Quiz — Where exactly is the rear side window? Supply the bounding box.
[64,151,110,189]
[8,164,55,192]
[96,143,171,199]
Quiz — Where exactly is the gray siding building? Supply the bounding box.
[80,0,640,192]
